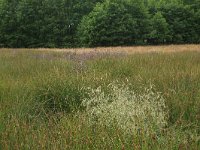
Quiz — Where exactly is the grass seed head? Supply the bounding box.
[82,81,168,134]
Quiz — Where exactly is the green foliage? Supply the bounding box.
[0,0,21,47]
[159,3,199,43]
[148,12,170,44]
[0,0,199,47]
[0,0,102,48]
[78,0,151,47]
[194,10,200,43]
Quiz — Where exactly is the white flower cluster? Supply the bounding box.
[82,82,168,134]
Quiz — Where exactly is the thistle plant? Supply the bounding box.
[82,82,168,134]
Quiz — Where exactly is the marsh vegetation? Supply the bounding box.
[0,46,200,149]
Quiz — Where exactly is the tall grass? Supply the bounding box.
[0,49,200,149]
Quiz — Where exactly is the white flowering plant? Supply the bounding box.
[82,81,168,134]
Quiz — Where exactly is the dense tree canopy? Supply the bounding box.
[158,3,198,43]
[148,12,170,44]
[0,0,199,47]
[0,0,103,47]
[78,0,151,46]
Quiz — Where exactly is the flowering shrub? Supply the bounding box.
[82,82,168,134]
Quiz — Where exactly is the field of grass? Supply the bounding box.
[0,45,200,149]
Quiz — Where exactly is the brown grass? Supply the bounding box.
[1,44,200,54]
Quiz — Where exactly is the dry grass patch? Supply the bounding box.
[0,44,200,54]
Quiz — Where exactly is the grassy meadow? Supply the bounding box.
[0,45,200,149]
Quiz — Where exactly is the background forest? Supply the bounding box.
[0,0,199,48]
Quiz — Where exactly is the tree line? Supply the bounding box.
[0,0,199,48]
